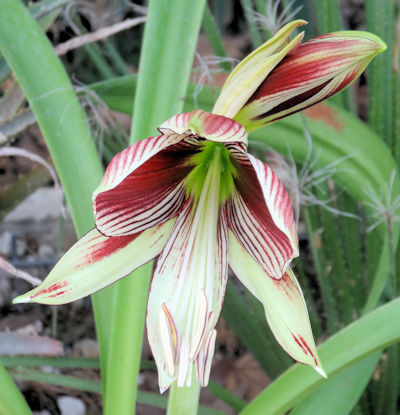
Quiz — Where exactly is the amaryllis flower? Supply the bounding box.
[14,21,385,391]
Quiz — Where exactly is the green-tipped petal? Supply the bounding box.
[235,30,386,131]
[212,20,306,118]
[228,230,325,376]
[13,220,175,305]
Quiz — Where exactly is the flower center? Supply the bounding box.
[184,140,237,203]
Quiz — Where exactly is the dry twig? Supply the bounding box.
[0,257,41,286]
[54,16,146,56]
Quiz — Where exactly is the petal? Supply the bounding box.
[147,197,228,391]
[235,31,386,131]
[226,151,298,279]
[93,134,196,236]
[212,20,306,118]
[13,220,175,305]
[228,231,325,375]
[159,110,248,146]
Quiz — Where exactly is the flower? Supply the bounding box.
[13,21,385,391]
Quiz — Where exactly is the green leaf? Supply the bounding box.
[0,365,31,415]
[0,0,111,408]
[290,353,380,415]
[240,298,400,415]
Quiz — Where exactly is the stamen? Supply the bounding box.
[202,330,217,387]
[195,329,217,387]
[159,303,178,377]
[162,303,178,354]
[189,289,208,359]
[177,336,190,387]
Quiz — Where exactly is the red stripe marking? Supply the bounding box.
[31,280,69,299]
[299,335,318,366]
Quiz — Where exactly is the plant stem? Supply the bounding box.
[167,378,201,415]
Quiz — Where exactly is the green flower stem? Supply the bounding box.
[0,0,114,397]
[167,377,201,415]
[103,1,206,414]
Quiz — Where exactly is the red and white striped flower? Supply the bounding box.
[14,21,385,391]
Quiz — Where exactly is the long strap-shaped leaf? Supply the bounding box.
[240,298,400,415]
[0,365,30,414]
[0,0,112,409]
[103,1,206,414]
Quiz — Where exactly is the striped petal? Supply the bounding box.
[212,20,306,118]
[159,110,248,146]
[226,150,298,279]
[147,155,228,392]
[93,134,196,236]
[235,31,386,131]
[228,231,325,375]
[13,220,175,305]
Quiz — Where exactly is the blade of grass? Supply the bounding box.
[103,1,207,414]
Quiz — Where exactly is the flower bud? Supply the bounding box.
[235,31,386,131]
